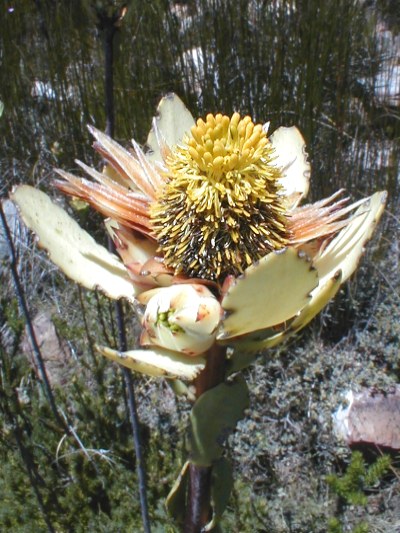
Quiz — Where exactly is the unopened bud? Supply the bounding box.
[141,284,222,356]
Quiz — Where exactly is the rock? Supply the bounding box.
[21,310,73,388]
[333,386,400,452]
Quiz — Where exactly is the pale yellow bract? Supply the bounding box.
[11,185,137,301]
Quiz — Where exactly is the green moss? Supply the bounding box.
[327,451,391,533]
[2,297,24,338]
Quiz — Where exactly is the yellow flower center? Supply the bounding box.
[151,112,289,282]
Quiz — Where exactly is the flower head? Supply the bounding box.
[11,94,386,374]
[151,112,288,281]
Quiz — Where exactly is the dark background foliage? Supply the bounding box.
[0,0,399,531]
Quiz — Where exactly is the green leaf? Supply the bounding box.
[205,458,233,531]
[168,379,196,401]
[226,350,259,374]
[188,375,249,466]
[165,461,190,525]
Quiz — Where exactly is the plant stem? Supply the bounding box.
[185,465,212,533]
[184,343,227,532]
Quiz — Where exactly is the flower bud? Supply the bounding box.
[141,284,222,356]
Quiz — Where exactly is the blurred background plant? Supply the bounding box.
[0,0,399,531]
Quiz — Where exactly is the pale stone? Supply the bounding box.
[333,387,400,451]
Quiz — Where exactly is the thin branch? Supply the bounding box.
[122,365,152,533]
[0,200,67,432]
[98,8,152,532]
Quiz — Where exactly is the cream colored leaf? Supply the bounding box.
[291,270,343,331]
[11,185,137,301]
[96,345,205,380]
[314,191,387,285]
[218,248,319,339]
[145,93,195,164]
[270,126,311,208]
[226,270,343,357]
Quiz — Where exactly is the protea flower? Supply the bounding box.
[11,94,386,378]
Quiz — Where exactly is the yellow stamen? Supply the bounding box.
[151,112,289,282]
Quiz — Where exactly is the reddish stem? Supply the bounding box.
[184,343,227,532]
